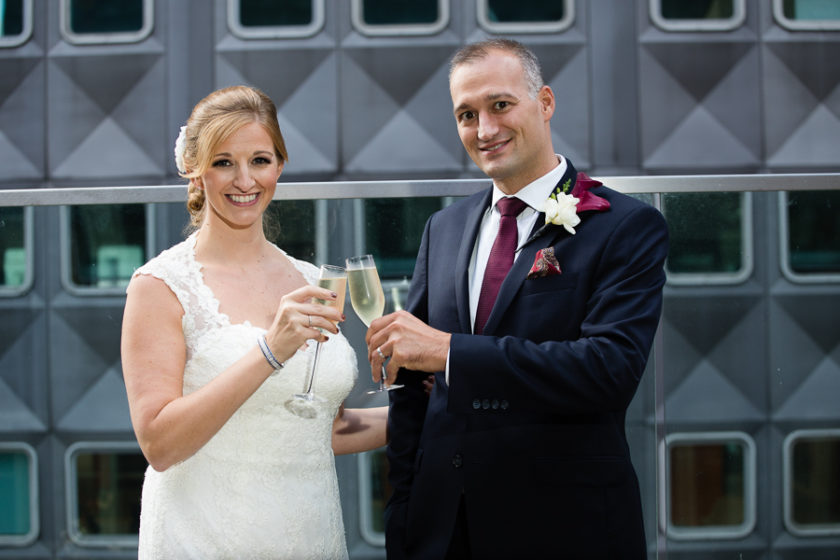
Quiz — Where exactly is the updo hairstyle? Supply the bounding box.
[178,86,288,229]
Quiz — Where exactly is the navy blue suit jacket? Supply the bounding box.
[385,163,669,559]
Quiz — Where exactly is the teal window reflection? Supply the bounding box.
[363,198,446,279]
[0,450,31,537]
[70,448,146,541]
[68,0,144,34]
[237,0,313,27]
[660,0,735,19]
[786,191,840,275]
[360,0,439,25]
[0,208,25,288]
[485,0,566,23]
[664,192,746,278]
[782,0,840,20]
[69,204,147,289]
[0,0,23,36]
[652,0,744,30]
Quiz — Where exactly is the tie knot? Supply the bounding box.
[496,197,527,217]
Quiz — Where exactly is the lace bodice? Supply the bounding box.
[132,234,356,559]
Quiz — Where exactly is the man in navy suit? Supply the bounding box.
[366,38,668,559]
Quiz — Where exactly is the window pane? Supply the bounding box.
[239,0,313,27]
[783,0,840,19]
[664,192,744,275]
[1,0,24,36]
[367,448,391,534]
[486,0,565,23]
[70,204,146,288]
[362,0,438,25]
[364,198,445,279]
[660,0,735,19]
[0,451,30,536]
[787,190,840,274]
[670,442,745,527]
[791,437,840,525]
[0,208,26,288]
[265,200,316,262]
[74,451,145,536]
[69,0,144,34]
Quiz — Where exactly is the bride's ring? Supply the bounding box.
[308,315,312,328]
[376,347,386,360]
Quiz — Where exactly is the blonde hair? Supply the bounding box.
[179,86,288,228]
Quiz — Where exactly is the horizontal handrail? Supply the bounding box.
[0,173,838,207]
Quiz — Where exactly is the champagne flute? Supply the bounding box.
[346,255,404,393]
[285,264,347,418]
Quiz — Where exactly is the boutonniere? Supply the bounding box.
[541,173,610,235]
[527,247,562,279]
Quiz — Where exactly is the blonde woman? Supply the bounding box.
[121,85,385,559]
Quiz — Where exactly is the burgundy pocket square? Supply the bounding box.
[527,247,562,279]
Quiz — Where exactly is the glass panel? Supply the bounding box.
[664,192,744,275]
[783,0,840,19]
[70,204,146,288]
[660,0,735,19]
[74,450,145,536]
[0,207,25,288]
[239,0,313,27]
[791,437,840,525]
[265,200,316,262]
[486,0,565,23]
[787,190,840,274]
[0,0,24,36]
[69,0,144,34]
[0,451,30,536]
[361,0,438,25]
[670,442,745,527]
[363,198,445,279]
[367,448,391,535]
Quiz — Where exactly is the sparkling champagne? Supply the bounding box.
[347,267,385,326]
[317,276,346,322]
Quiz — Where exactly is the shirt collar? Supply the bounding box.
[490,155,568,211]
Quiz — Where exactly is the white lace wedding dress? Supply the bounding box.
[132,234,357,559]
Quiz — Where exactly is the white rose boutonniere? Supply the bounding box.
[174,125,188,174]
[538,173,611,237]
[543,190,581,235]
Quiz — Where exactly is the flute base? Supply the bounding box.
[285,393,326,419]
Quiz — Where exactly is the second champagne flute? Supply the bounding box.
[346,254,403,393]
[285,264,346,418]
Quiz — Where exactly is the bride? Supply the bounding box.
[120,85,386,559]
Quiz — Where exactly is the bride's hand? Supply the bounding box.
[264,285,344,362]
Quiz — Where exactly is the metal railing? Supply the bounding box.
[1,172,838,206]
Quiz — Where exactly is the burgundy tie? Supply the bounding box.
[475,197,528,335]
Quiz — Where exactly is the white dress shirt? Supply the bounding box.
[468,157,568,331]
[444,156,567,383]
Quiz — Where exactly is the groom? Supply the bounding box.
[366,39,668,559]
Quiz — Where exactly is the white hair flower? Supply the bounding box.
[174,125,188,174]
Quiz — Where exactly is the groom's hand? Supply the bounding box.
[366,310,451,385]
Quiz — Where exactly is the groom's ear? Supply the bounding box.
[538,85,555,121]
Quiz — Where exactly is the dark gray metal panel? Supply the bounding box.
[638,0,762,172]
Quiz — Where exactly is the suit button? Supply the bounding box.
[452,454,463,468]
[500,400,509,410]
[472,399,481,410]
[482,399,490,410]
[491,399,500,410]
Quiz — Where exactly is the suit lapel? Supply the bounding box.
[480,163,577,335]
[455,189,492,334]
